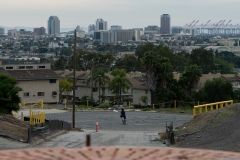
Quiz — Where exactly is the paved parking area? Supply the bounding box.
[44,111,193,132]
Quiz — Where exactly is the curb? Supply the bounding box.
[25,130,67,148]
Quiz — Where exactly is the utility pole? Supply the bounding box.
[72,29,76,128]
[98,75,101,103]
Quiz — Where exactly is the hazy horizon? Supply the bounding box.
[1,0,240,29]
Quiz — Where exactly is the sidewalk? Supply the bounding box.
[31,130,166,148]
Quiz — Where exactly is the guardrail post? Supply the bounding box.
[211,105,213,111]
[152,104,155,109]
[199,107,202,114]
[41,100,43,109]
[21,112,24,121]
[216,104,218,110]
[205,106,208,112]
[220,103,223,108]
[193,108,196,116]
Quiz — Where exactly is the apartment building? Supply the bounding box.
[0,62,59,103]
[34,27,46,36]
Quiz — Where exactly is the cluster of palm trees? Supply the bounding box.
[87,68,132,105]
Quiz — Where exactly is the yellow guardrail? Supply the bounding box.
[21,99,45,109]
[193,100,233,116]
[29,109,46,125]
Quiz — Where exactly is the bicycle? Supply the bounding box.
[121,117,126,125]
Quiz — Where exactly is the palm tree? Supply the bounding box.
[141,51,161,104]
[93,68,110,103]
[156,58,174,88]
[109,69,132,106]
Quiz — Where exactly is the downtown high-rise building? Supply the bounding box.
[0,27,4,35]
[88,24,95,33]
[95,19,108,31]
[160,14,171,34]
[48,16,60,35]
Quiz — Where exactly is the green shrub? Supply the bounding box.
[142,108,152,111]
[97,104,110,109]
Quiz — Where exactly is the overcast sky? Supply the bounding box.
[1,0,239,29]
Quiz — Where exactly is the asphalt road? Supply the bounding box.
[45,111,193,132]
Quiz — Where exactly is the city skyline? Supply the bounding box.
[0,0,240,29]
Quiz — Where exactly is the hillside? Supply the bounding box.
[174,103,240,152]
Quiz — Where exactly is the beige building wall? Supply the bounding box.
[218,40,235,47]
[18,80,59,104]
[75,87,92,100]
[2,63,51,70]
[8,29,20,37]
[132,89,150,105]
[117,30,135,42]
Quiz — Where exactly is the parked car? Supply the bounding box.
[112,105,124,108]
[92,102,100,107]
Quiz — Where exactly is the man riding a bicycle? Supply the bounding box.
[120,108,126,121]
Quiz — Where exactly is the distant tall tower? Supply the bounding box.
[76,25,81,31]
[95,19,108,31]
[160,14,171,34]
[48,16,60,35]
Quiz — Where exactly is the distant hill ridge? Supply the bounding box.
[0,26,88,33]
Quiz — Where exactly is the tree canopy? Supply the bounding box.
[0,75,22,114]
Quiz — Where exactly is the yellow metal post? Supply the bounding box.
[211,105,213,111]
[205,106,208,112]
[41,100,43,109]
[152,104,155,109]
[174,100,176,109]
[199,107,202,114]
[216,104,218,110]
[220,103,223,108]
[193,108,196,116]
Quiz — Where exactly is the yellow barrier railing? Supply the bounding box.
[21,99,45,109]
[193,100,233,116]
[29,109,46,125]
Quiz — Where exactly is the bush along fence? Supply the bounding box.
[133,100,201,109]
[193,100,233,116]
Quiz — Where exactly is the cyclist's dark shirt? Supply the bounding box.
[121,110,126,117]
